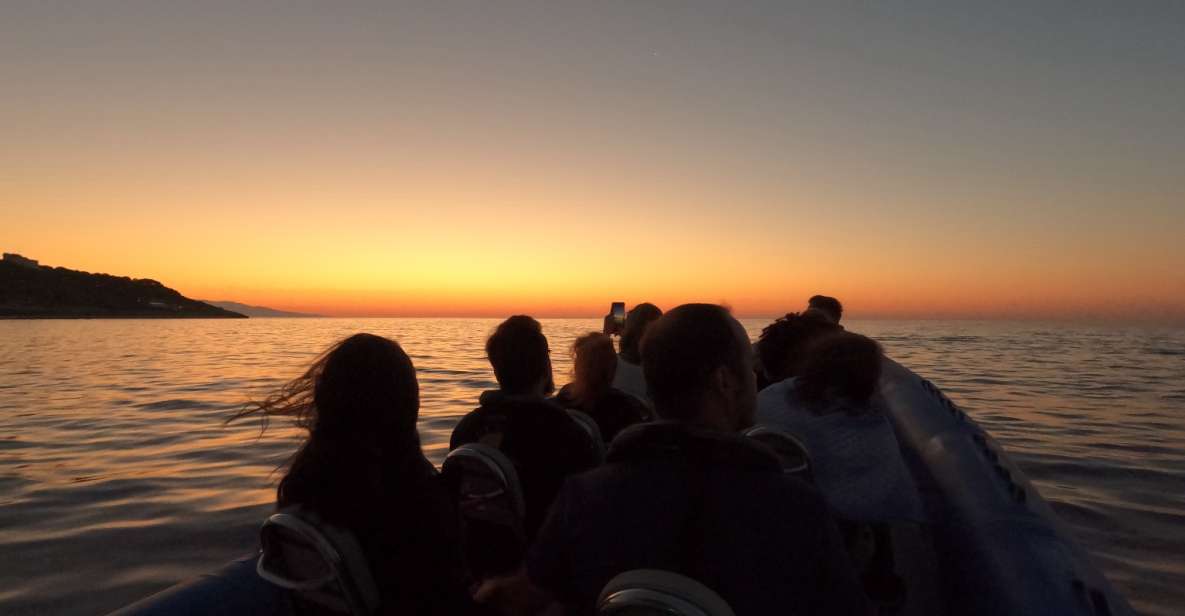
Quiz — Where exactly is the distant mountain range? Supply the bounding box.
[0,253,245,319]
[201,301,321,318]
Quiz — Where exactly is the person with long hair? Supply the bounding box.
[753,311,842,391]
[233,333,478,615]
[554,332,649,442]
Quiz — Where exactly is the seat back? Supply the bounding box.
[256,507,380,615]
[442,442,527,577]
[742,425,813,482]
[565,408,606,463]
[597,569,736,616]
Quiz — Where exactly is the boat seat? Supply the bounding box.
[256,507,380,615]
[741,425,813,482]
[442,442,527,577]
[597,569,736,616]
[565,408,606,463]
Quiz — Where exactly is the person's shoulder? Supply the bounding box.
[601,383,639,405]
[603,387,648,414]
[396,464,453,514]
[756,376,798,401]
[539,396,583,420]
[552,384,576,405]
[756,378,808,420]
[540,396,583,423]
[604,386,640,401]
[614,356,643,376]
[512,398,592,443]
[450,405,497,447]
[554,406,601,452]
[454,405,488,428]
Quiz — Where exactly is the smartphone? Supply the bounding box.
[610,302,626,329]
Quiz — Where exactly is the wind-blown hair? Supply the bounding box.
[231,333,424,522]
[755,312,841,382]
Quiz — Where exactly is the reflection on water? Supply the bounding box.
[0,318,1182,615]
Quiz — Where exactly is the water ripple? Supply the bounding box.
[0,318,1182,615]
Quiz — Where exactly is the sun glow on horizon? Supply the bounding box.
[2,4,1182,321]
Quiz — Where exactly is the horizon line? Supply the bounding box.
[235,313,1185,324]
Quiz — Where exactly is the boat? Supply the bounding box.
[110,359,1134,615]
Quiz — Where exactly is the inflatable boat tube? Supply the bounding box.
[879,359,1132,616]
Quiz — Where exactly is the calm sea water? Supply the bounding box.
[1,318,1182,615]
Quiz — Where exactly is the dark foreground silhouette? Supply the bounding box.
[0,253,244,318]
[169,298,1132,616]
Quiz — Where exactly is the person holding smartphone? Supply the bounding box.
[602,302,663,406]
[602,302,627,336]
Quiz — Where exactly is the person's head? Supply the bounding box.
[796,332,883,413]
[640,303,756,431]
[486,315,554,396]
[755,312,842,382]
[619,303,663,363]
[568,332,618,404]
[806,295,843,324]
[232,333,423,511]
[239,332,420,444]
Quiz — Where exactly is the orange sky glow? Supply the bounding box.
[2,4,1182,320]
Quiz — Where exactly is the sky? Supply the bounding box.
[2,2,1183,319]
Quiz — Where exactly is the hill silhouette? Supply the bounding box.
[0,254,245,319]
[201,300,320,318]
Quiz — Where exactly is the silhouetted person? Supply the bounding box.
[482,304,868,616]
[756,332,921,607]
[757,331,922,522]
[234,333,479,615]
[610,302,662,403]
[450,316,600,542]
[806,294,844,325]
[754,312,842,389]
[554,332,650,443]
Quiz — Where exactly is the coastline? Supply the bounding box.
[0,314,249,320]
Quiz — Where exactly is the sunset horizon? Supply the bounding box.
[2,4,1183,614]
[4,5,1183,325]
[4,249,1182,322]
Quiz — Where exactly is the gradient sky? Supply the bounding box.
[2,2,1183,319]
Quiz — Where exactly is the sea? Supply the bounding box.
[0,318,1182,615]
